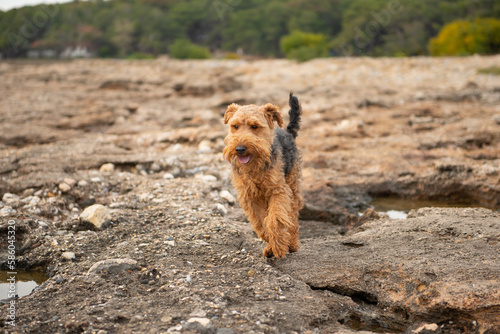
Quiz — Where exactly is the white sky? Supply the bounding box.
[0,0,73,11]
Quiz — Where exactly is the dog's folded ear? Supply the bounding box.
[224,103,240,124]
[262,103,284,128]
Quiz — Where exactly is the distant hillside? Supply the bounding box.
[1,0,499,58]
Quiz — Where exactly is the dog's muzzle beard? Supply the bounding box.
[223,137,272,170]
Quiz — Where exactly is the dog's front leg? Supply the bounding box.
[263,187,294,258]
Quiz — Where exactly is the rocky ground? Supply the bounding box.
[0,56,499,334]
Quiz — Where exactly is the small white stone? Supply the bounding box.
[78,180,88,187]
[2,193,20,204]
[63,178,77,186]
[219,190,236,204]
[163,173,174,179]
[21,195,41,207]
[213,203,228,216]
[0,206,16,217]
[197,140,212,153]
[61,251,76,260]
[59,182,71,192]
[196,174,217,182]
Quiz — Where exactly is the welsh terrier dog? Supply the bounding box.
[223,92,303,258]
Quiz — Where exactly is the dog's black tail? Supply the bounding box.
[287,92,302,139]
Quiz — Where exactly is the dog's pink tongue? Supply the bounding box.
[238,155,251,164]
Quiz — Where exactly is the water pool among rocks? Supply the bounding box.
[368,196,490,219]
[0,270,48,301]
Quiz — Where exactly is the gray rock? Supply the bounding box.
[87,258,138,276]
[184,317,214,334]
[215,328,236,334]
[78,204,111,230]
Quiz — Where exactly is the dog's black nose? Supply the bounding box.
[235,146,247,155]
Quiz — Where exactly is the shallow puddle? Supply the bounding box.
[0,270,48,300]
[369,197,484,219]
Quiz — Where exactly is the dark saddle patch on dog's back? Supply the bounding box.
[272,128,299,176]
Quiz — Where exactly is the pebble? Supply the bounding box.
[151,162,161,172]
[126,103,139,113]
[2,193,20,205]
[78,180,88,187]
[59,182,72,192]
[99,163,115,173]
[219,190,236,204]
[197,140,212,153]
[87,258,138,276]
[21,195,41,207]
[163,173,175,179]
[64,178,77,186]
[165,240,175,247]
[161,315,173,323]
[184,317,214,334]
[216,328,236,334]
[213,204,228,216]
[197,174,218,182]
[61,251,76,260]
[190,309,207,317]
[0,206,17,217]
[413,323,439,333]
[78,204,111,230]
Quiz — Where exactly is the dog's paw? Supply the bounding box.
[263,243,287,259]
[288,241,299,253]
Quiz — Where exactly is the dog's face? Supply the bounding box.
[223,103,283,168]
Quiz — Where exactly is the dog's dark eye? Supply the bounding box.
[251,125,258,130]
[233,125,239,129]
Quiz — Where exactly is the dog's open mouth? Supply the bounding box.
[237,154,252,164]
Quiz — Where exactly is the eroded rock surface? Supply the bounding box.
[0,57,499,333]
[274,208,500,333]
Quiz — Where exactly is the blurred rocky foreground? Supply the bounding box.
[0,56,499,334]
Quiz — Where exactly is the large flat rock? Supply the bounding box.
[275,208,500,333]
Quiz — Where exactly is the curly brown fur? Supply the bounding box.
[223,93,303,258]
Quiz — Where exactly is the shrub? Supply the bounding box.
[429,18,500,56]
[170,39,211,59]
[280,30,329,62]
[478,66,500,76]
[224,52,241,60]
